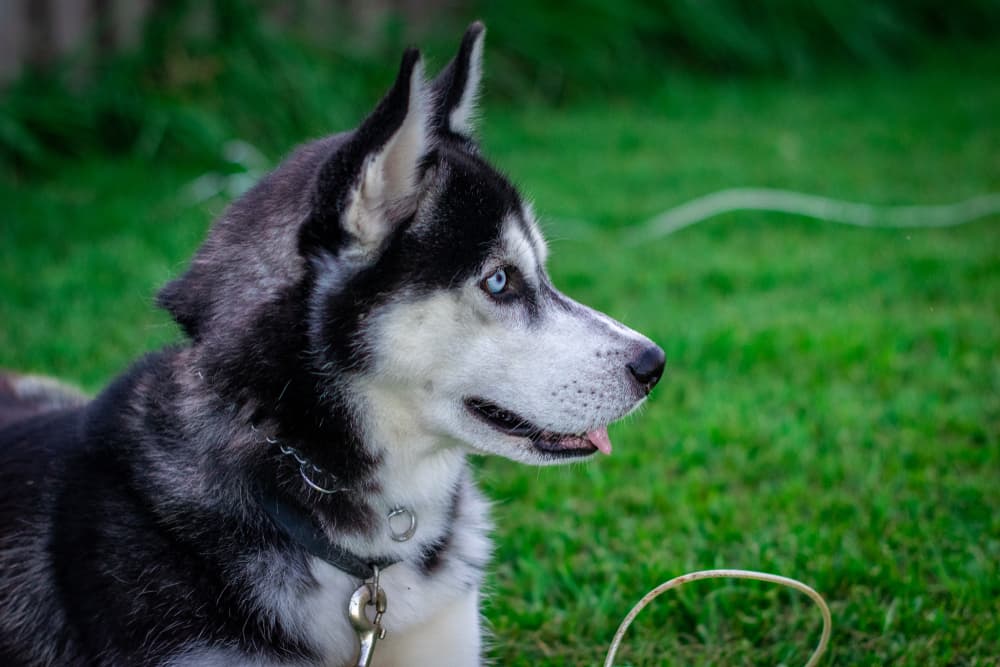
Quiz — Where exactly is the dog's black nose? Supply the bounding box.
[627,345,665,393]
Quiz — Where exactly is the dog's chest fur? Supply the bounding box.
[160,356,495,666]
[246,473,492,667]
[0,351,493,667]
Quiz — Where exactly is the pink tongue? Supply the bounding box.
[587,427,613,455]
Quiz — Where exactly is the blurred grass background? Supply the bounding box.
[1,1,998,664]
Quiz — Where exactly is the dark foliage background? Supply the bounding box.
[3,0,1000,171]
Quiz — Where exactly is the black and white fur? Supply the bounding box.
[0,23,664,666]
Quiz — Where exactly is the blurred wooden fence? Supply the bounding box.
[0,0,447,85]
[0,0,153,84]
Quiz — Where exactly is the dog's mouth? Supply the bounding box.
[464,398,612,457]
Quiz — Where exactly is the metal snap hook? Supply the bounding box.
[348,578,388,667]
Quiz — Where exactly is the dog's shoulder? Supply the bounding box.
[0,371,87,431]
[0,405,82,529]
[0,350,178,535]
[0,370,97,513]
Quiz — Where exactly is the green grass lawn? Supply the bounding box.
[2,57,998,665]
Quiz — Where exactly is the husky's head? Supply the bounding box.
[159,23,664,467]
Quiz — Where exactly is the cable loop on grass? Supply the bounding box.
[604,569,832,667]
[628,188,1000,242]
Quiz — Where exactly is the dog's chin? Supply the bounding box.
[463,397,609,463]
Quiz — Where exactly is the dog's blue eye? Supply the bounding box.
[485,268,508,295]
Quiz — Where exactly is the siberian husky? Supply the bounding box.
[0,22,664,666]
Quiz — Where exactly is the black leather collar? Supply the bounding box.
[253,482,400,580]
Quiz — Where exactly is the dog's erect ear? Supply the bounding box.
[431,22,485,138]
[307,48,433,254]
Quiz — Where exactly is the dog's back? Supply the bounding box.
[0,372,88,430]
[0,373,90,665]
